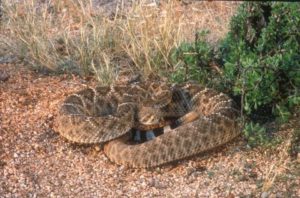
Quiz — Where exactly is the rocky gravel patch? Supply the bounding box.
[0,63,299,197]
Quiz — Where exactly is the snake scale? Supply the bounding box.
[55,78,241,168]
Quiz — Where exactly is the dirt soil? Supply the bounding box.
[0,63,299,197]
[1,1,300,197]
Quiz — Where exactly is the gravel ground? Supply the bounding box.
[1,1,299,197]
[0,63,299,197]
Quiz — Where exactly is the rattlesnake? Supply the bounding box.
[55,78,241,168]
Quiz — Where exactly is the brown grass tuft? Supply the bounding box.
[1,0,239,84]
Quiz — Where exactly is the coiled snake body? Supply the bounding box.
[55,80,240,168]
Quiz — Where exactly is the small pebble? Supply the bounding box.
[261,191,269,198]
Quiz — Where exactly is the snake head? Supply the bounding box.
[143,81,172,108]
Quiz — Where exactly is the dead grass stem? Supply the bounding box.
[1,0,238,83]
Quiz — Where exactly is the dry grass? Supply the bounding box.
[120,1,184,75]
[258,114,300,194]
[1,0,239,84]
[2,0,121,84]
[261,133,292,192]
[1,2,299,196]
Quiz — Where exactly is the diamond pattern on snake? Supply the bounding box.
[54,75,240,168]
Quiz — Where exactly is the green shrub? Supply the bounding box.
[220,2,300,122]
[170,2,300,146]
[170,30,216,86]
[243,122,282,148]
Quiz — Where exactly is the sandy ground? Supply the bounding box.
[0,1,299,197]
[0,63,299,197]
